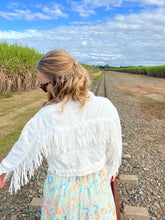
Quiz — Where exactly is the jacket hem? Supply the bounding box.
[48,156,106,177]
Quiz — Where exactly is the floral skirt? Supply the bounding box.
[41,165,117,220]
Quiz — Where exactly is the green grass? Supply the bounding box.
[123,90,135,98]
[109,72,116,78]
[13,105,40,121]
[81,63,100,73]
[0,99,42,158]
[142,96,165,105]
[0,90,45,117]
[95,72,104,80]
[3,92,13,98]
[0,125,24,155]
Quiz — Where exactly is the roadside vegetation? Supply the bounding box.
[98,65,165,78]
[0,41,43,96]
[0,42,101,96]
[81,63,100,73]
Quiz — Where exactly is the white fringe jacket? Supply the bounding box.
[0,91,122,195]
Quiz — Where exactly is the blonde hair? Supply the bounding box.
[37,49,91,113]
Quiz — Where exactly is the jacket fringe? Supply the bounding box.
[3,117,122,194]
[5,143,51,195]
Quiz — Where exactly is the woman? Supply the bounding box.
[0,49,122,219]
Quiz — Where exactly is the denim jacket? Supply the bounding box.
[0,91,122,194]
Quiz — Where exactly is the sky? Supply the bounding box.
[0,0,165,66]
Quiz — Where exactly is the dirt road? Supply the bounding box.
[108,71,165,119]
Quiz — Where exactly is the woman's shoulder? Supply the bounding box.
[83,91,118,119]
[28,105,56,128]
[32,104,52,118]
[91,92,116,111]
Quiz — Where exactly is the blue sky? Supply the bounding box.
[0,0,165,66]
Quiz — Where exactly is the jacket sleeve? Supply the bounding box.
[0,116,50,195]
[104,100,122,178]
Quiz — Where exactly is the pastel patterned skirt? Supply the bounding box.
[41,165,117,220]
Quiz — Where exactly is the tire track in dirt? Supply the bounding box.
[0,98,45,128]
[109,71,165,101]
[0,90,46,139]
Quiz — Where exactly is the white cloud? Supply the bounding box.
[0,29,42,39]
[125,0,165,6]
[0,9,51,20]
[0,6,165,66]
[0,3,68,20]
[71,0,165,19]
[71,2,95,18]
[69,21,94,25]
[7,2,20,9]
[35,4,43,9]
[42,6,68,18]
[83,0,123,8]
[71,0,122,17]
[81,41,88,46]
[141,0,165,6]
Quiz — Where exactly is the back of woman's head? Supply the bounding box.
[37,49,91,113]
